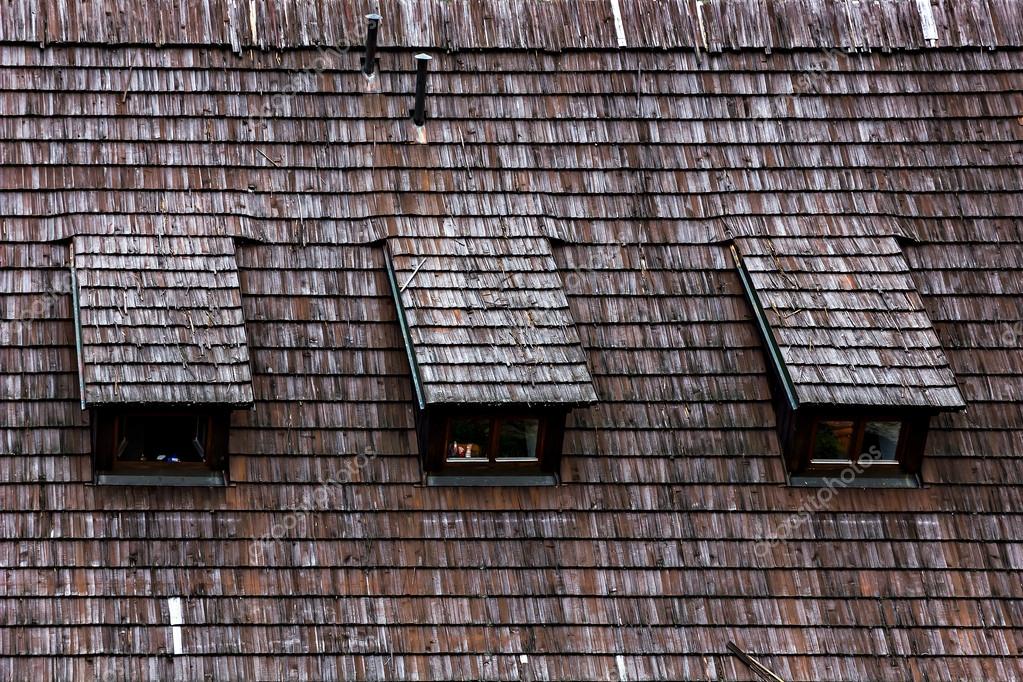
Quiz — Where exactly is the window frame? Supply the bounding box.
[91,407,231,486]
[418,406,567,486]
[785,407,932,487]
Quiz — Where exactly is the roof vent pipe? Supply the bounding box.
[411,53,432,127]
[362,14,382,77]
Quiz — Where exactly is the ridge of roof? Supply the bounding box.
[2,0,1020,53]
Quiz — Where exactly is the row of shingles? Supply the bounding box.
[15,654,720,682]
[555,241,780,480]
[735,234,965,408]
[387,236,596,406]
[906,240,1023,479]
[74,234,252,405]
[0,240,89,488]
[5,532,1023,573]
[1,49,1023,245]
[2,0,620,52]
[639,0,1023,51]
[7,0,1023,52]
[5,45,1022,94]
[5,593,1020,629]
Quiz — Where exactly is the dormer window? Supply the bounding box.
[783,410,934,486]
[730,235,965,488]
[417,409,568,484]
[92,408,230,486]
[384,236,597,486]
[72,234,254,486]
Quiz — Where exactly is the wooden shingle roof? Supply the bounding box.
[73,234,253,406]
[1,0,1023,680]
[386,236,597,407]
[733,234,966,410]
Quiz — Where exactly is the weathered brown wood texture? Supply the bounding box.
[74,234,254,406]
[733,234,966,408]
[387,236,598,406]
[0,0,1022,680]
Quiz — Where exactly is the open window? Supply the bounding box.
[91,408,230,486]
[417,408,567,485]
[72,234,253,487]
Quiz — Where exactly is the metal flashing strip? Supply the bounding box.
[384,244,428,411]
[729,244,799,412]
[427,474,558,488]
[95,472,227,487]
[69,246,87,411]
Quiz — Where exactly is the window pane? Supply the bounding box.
[446,417,491,462]
[116,415,206,463]
[812,420,855,461]
[860,421,901,462]
[496,418,540,461]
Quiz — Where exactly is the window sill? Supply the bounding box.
[787,472,920,489]
[95,471,227,487]
[427,474,558,487]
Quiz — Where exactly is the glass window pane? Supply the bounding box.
[860,421,901,462]
[116,415,206,463]
[496,418,540,461]
[812,420,855,461]
[446,417,491,462]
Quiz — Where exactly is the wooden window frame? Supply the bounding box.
[417,406,567,485]
[784,407,932,486]
[91,407,230,486]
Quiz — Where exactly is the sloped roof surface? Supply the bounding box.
[1,0,1021,51]
[0,1,1022,680]
[387,236,597,406]
[74,234,254,406]
[734,234,966,409]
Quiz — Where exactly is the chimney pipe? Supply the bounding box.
[411,53,432,127]
[362,14,382,77]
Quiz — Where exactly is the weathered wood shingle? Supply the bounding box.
[734,234,966,409]
[74,234,253,406]
[386,236,597,406]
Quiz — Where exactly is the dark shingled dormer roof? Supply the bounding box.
[386,236,597,407]
[73,234,254,406]
[733,233,966,410]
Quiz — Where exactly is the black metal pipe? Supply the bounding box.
[411,53,432,126]
[362,13,381,77]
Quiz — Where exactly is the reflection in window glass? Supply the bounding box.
[860,421,901,462]
[116,414,207,463]
[447,418,491,461]
[812,420,854,461]
[497,418,540,461]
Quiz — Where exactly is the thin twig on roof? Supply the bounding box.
[400,259,426,292]
[726,641,786,682]
[256,149,280,166]
[121,53,135,103]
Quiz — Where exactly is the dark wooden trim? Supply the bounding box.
[784,408,935,482]
[417,405,568,481]
[90,407,231,482]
